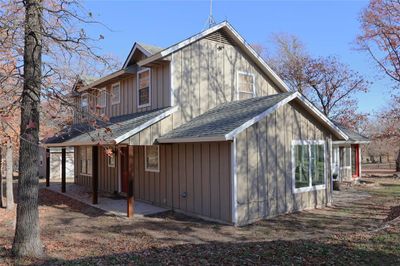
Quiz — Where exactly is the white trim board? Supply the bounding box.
[137,68,152,108]
[122,43,153,69]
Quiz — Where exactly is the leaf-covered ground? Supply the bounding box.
[0,177,399,265]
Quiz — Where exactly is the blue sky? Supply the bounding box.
[85,0,394,114]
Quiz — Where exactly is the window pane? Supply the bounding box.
[351,146,357,175]
[146,146,159,171]
[311,144,325,186]
[139,87,149,106]
[138,69,150,106]
[87,159,92,175]
[81,160,86,174]
[294,145,309,188]
[81,95,88,107]
[238,92,253,100]
[86,147,92,160]
[111,84,120,104]
[98,90,106,107]
[344,147,351,166]
[238,73,254,95]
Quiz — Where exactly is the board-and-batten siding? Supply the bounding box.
[74,63,171,123]
[171,32,281,125]
[130,142,232,223]
[74,146,120,194]
[235,102,333,225]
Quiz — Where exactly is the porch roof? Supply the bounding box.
[44,107,177,147]
[333,124,370,144]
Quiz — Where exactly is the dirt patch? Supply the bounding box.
[1,177,400,264]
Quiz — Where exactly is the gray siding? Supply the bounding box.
[131,142,232,223]
[171,31,282,125]
[74,64,171,123]
[235,102,333,225]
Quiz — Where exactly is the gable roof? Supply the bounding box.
[137,21,290,93]
[122,42,164,68]
[334,124,370,144]
[157,92,348,143]
[44,107,177,147]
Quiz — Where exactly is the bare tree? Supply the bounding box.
[358,0,400,84]
[5,140,13,210]
[304,56,369,127]
[358,0,400,168]
[0,0,117,257]
[265,33,310,93]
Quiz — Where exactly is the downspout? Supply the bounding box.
[231,138,238,225]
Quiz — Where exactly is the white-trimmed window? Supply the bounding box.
[80,146,93,175]
[145,145,159,172]
[137,68,151,108]
[97,88,106,115]
[111,82,120,105]
[292,140,325,193]
[237,71,255,100]
[81,93,89,112]
[108,153,115,168]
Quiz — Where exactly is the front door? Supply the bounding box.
[120,147,129,193]
[351,144,360,178]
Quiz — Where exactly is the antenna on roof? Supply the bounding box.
[205,0,216,29]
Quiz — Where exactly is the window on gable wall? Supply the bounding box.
[138,69,151,107]
[81,94,89,119]
[97,89,106,115]
[111,83,120,105]
[292,140,325,193]
[237,71,255,100]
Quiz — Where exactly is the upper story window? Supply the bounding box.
[292,140,325,193]
[237,71,255,100]
[111,82,120,105]
[97,88,106,115]
[137,68,151,108]
[81,93,89,114]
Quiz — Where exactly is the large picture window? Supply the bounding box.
[145,145,159,172]
[237,71,255,100]
[137,68,151,108]
[80,146,93,175]
[292,140,325,193]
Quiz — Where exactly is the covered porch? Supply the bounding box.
[45,181,168,217]
[42,107,178,218]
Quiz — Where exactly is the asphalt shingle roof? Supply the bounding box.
[45,107,172,145]
[138,43,164,55]
[158,92,294,141]
[335,124,369,142]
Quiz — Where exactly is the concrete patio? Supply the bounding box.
[45,180,169,217]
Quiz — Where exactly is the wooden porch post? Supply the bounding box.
[46,148,50,187]
[127,146,134,217]
[92,146,99,205]
[61,148,66,193]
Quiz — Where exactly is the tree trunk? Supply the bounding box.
[12,0,43,258]
[0,147,4,208]
[6,142,14,210]
[396,149,400,172]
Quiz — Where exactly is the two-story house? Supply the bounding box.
[44,22,352,226]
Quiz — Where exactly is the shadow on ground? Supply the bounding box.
[34,237,400,265]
